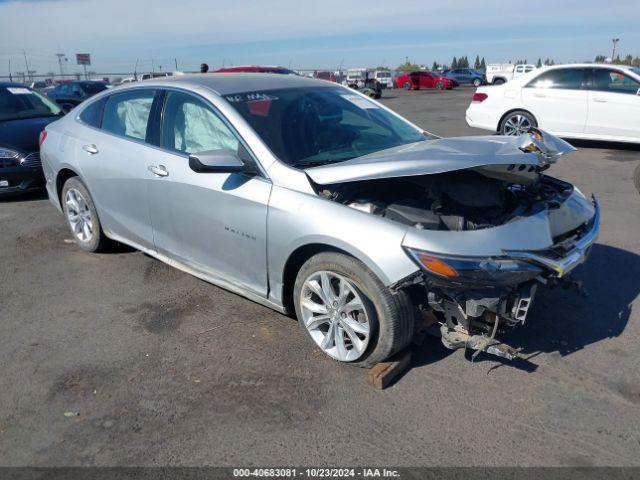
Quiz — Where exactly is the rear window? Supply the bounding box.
[102,90,155,141]
[527,68,588,90]
[79,97,107,127]
[80,82,108,95]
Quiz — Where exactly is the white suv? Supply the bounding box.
[466,64,640,143]
[486,63,536,85]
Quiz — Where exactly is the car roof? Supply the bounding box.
[128,72,331,95]
[537,63,636,71]
[0,81,29,88]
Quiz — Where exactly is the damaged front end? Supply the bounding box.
[307,129,600,361]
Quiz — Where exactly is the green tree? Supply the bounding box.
[396,61,421,73]
[480,57,486,70]
[451,57,458,69]
[536,58,542,68]
[474,55,480,69]
[431,61,439,71]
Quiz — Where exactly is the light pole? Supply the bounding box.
[611,38,620,63]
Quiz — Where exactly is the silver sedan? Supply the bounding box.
[40,74,599,366]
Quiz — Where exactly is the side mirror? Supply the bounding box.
[188,149,247,173]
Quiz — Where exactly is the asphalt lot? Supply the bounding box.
[1,86,640,467]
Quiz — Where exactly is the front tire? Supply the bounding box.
[403,81,411,90]
[473,78,482,87]
[499,110,537,136]
[293,252,414,368]
[61,177,113,252]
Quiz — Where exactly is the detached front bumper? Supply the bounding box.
[407,197,600,361]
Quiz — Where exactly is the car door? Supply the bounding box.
[420,72,433,88]
[146,89,271,296]
[521,67,589,134]
[585,68,640,140]
[75,88,159,249]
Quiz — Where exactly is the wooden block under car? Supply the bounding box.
[367,349,412,390]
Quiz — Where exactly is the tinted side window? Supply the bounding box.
[161,91,239,155]
[592,69,640,94]
[527,68,587,90]
[79,97,107,127]
[102,90,155,141]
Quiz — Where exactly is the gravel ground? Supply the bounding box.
[1,87,639,467]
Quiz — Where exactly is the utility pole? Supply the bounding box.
[611,38,620,62]
[55,53,67,78]
[8,59,12,81]
[174,58,178,71]
[22,50,32,81]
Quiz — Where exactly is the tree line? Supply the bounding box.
[594,54,640,66]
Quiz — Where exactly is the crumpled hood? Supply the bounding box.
[305,129,575,185]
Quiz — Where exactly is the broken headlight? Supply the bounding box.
[405,248,543,287]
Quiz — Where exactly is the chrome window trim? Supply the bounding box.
[73,85,270,180]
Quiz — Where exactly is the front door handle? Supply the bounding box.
[82,144,98,154]
[148,165,169,177]
[533,92,546,98]
[593,97,607,103]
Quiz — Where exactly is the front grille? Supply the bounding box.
[20,152,42,169]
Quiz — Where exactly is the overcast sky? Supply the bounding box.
[1,0,639,76]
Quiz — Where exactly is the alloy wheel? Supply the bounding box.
[503,114,532,136]
[300,271,370,362]
[65,188,94,242]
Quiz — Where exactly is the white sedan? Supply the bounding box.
[466,64,640,143]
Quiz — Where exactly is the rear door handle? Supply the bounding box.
[533,92,546,98]
[148,165,169,177]
[593,97,607,103]
[82,144,98,154]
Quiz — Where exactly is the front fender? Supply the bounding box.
[266,186,418,305]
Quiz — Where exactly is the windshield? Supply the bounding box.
[630,67,640,77]
[225,87,426,167]
[0,86,61,122]
[377,72,391,78]
[80,82,108,94]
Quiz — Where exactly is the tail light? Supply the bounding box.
[472,93,488,103]
[39,130,47,148]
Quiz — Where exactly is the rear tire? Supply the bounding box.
[499,110,537,136]
[403,82,411,90]
[61,177,114,252]
[293,252,415,368]
[473,78,482,87]
[436,81,443,90]
[493,78,506,85]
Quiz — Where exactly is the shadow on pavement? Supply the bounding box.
[394,243,639,382]
[568,139,640,153]
[0,189,48,203]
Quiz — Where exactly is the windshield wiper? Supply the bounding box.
[294,159,355,168]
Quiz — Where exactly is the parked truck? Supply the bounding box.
[485,63,536,85]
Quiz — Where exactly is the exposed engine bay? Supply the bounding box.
[319,168,574,232]
[310,133,599,362]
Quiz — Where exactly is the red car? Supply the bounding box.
[394,70,455,90]
[213,65,296,75]
[314,70,338,82]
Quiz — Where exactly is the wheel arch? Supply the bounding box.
[55,168,79,208]
[497,108,537,133]
[280,243,355,315]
